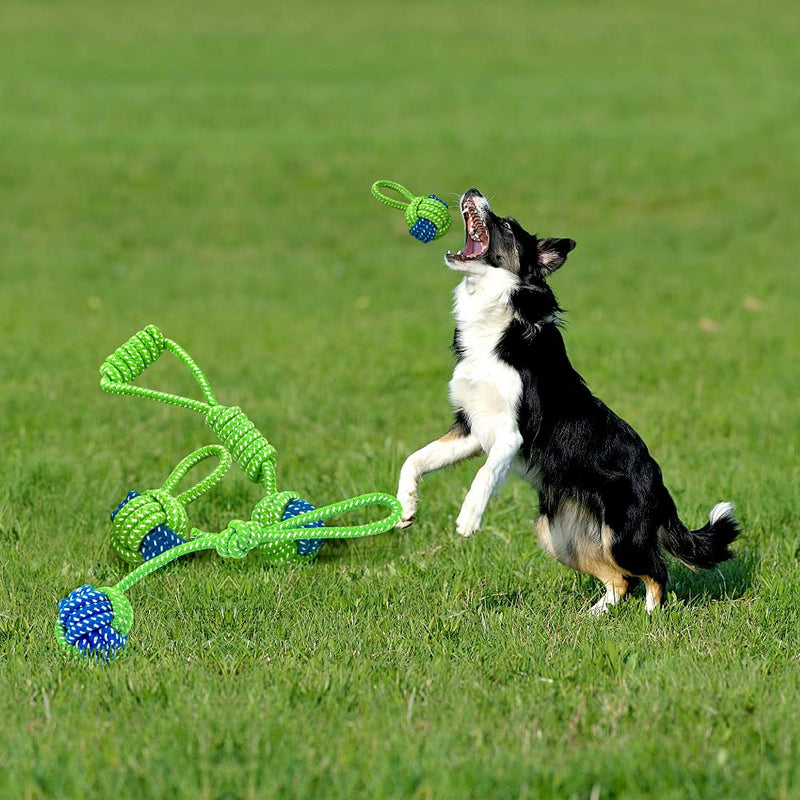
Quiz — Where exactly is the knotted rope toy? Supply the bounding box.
[371,180,451,243]
[56,324,402,660]
[109,444,232,563]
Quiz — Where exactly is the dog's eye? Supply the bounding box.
[503,221,512,231]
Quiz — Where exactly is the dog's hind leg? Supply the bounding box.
[396,424,481,528]
[536,513,634,615]
[641,574,666,612]
[588,569,633,616]
[604,521,669,613]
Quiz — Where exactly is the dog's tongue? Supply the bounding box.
[463,236,478,257]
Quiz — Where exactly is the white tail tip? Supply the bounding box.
[709,501,735,526]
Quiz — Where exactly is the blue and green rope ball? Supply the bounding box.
[371,180,451,243]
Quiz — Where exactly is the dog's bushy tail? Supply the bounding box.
[660,502,741,570]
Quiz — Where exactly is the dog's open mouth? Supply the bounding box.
[450,196,489,261]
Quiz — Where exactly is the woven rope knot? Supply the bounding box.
[405,195,451,243]
[214,498,326,564]
[56,584,133,660]
[216,519,265,559]
[205,405,277,485]
[144,488,187,531]
[256,539,302,564]
[99,324,165,384]
[110,489,189,564]
[252,490,299,527]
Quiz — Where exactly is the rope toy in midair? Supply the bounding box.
[56,324,402,660]
[371,180,451,243]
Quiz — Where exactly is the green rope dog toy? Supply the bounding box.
[371,180,451,243]
[56,324,402,660]
[109,444,233,564]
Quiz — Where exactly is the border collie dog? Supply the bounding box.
[396,189,740,614]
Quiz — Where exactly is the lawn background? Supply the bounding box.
[1,1,799,798]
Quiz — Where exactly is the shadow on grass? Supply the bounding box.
[667,547,759,604]
[474,588,536,610]
[313,529,760,613]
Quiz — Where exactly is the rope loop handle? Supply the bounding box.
[261,491,402,540]
[162,444,233,505]
[99,325,215,413]
[205,491,403,562]
[99,327,275,488]
[371,180,415,210]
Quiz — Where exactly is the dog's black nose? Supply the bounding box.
[464,188,484,198]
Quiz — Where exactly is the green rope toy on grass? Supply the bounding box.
[56,324,402,660]
[371,180,451,243]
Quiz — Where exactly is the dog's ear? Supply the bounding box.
[537,238,576,275]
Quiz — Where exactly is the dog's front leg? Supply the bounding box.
[397,426,481,528]
[455,427,522,537]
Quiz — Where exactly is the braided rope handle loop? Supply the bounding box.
[188,491,403,564]
[99,325,216,413]
[254,491,402,563]
[371,180,415,210]
[100,327,279,491]
[99,327,281,492]
[260,492,402,540]
[163,444,233,505]
[184,491,402,565]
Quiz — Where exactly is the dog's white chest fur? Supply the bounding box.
[449,271,522,452]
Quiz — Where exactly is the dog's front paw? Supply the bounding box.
[396,514,416,530]
[396,489,418,530]
[455,508,481,538]
[456,521,478,537]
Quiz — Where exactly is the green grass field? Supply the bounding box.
[2,1,799,797]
